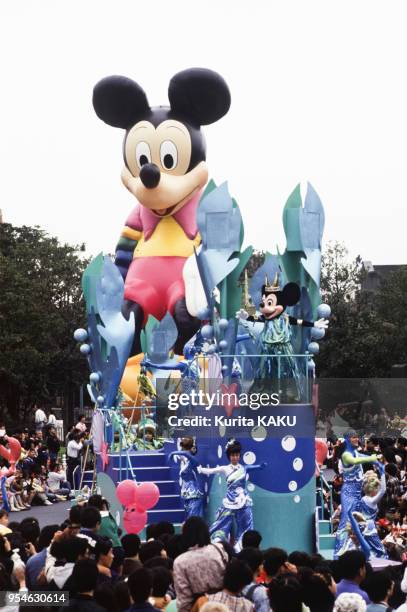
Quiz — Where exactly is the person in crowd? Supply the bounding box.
[173,517,229,612]
[64,558,106,612]
[67,432,85,488]
[126,566,161,612]
[364,570,394,611]
[262,547,297,583]
[88,495,122,549]
[149,566,173,610]
[139,540,167,565]
[242,530,263,549]
[121,533,141,577]
[45,535,90,590]
[268,574,306,612]
[238,547,270,612]
[47,410,57,427]
[47,462,71,499]
[333,593,367,611]
[0,509,10,534]
[95,537,117,584]
[46,427,61,463]
[25,523,59,589]
[76,415,88,433]
[34,406,47,432]
[336,551,370,605]
[194,559,254,612]
[79,506,104,551]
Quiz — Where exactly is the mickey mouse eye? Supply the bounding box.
[136,141,152,169]
[267,301,273,307]
[160,140,178,170]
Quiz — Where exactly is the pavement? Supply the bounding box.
[9,501,71,529]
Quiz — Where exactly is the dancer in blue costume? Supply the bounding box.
[198,439,266,551]
[168,437,205,518]
[352,463,387,559]
[334,430,379,558]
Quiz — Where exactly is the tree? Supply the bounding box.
[0,223,88,423]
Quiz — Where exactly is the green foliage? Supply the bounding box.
[318,242,407,378]
[0,223,88,420]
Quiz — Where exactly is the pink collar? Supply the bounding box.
[141,190,202,241]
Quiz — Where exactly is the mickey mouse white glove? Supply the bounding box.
[314,318,329,329]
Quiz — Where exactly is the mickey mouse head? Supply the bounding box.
[93,68,231,217]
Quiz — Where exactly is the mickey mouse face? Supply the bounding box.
[93,68,231,217]
[259,282,301,320]
[259,293,284,320]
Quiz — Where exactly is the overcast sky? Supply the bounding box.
[1,0,406,265]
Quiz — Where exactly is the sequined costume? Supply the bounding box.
[334,447,378,558]
[198,462,264,551]
[168,450,205,518]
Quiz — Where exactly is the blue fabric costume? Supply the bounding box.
[354,467,387,559]
[334,434,378,558]
[198,462,264,551]
[168,451,205,518]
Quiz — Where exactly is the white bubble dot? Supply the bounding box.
[218,424,226,438]
[282,436,296,452]
[251,426,267,442]
[247,482,255,492]
[293,495,301,503]
[218,476,222,485]
[293,458,303,471]
[179,477,182,487]
[243,451,256,465]
[204,482,208,493]
[217,445,223,459]
[288,480,298,491]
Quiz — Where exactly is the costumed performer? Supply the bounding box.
[197,439,266,551]
[168,437,205,518]
[334,430,379,558]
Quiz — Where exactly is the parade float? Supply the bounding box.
[74,68,331,553]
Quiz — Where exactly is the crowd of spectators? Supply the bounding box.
[1,503,407,611]
[0,412,91,512]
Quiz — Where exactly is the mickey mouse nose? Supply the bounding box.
[139,163,161,189]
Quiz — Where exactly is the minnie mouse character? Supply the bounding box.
[93,68,231,354]
[237,274,328,393]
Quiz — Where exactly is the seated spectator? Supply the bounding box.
[288,551,313,569]
[126,566,161,612]
[238,548,270,612]
[336,551,370,605]
[173,517,229,612]
[154,521,175,540]
[164,534,185,561]
[242,530,262,549]
[196,559,254,612]
[139,540,167,565]
[47,462,71,499]
[333,592,366,611]
[300,572,336,612]
[268,574,306,612]
[64,558,106,612]
[364,570,394,611]
[19,516,40,547]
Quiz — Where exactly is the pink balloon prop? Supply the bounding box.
[7,437,21,463]
[315,438,328,466]
[116,480,138,506]
[123,503,147,534]
[134,482,160,511]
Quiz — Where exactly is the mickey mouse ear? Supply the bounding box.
[168,68,231,126]
[93,75,150,129]
[281,283,301,307]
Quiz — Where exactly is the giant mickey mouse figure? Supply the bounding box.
[93,68,231,354]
